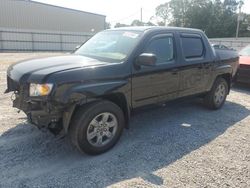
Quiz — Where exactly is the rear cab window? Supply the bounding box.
[180,33,205,61]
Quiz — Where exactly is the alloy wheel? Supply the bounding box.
[86,112,118,147]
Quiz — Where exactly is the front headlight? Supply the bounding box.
[29,83,53,96]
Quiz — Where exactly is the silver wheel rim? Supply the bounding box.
[86,112,118,147]
[214,83,226,106]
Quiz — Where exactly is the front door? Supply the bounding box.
[131,33,180,108]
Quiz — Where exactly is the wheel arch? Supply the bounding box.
[98,93,131,128]
[63,92,130,134]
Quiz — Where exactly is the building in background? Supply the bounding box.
[0,0,106,51]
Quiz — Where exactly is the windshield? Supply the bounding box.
[239,45,250,56]
[75,30,142,62]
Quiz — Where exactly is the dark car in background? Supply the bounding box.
[236,45,250,84]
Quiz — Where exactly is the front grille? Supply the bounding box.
[7,76,20,92]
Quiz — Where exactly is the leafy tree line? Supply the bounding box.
[112,0,250,38]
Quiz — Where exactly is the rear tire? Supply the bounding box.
[204,77,229,110]
[69,100,125,155]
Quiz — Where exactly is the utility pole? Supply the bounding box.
[140,8,143,23]
[236,0,244,38]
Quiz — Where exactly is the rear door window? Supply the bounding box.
[181,36,204,59]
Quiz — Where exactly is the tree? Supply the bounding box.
[131,20,144,26]
[223,0,239,12]
[155,2,170,26]
[114,23,129,28]
[145,21,156,26]
[239,13,250,37]
[158,0,249,37]
[168,0,191,27]
[130,20,156,26]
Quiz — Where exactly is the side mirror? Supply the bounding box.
[136,53,157,66]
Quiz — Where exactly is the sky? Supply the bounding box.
[34,0,250,26]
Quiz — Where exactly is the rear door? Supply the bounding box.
[177,32,212,97]
[131,33,180,108]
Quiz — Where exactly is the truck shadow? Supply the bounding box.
[0,99,249,187]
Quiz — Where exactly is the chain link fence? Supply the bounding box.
[0,29,94,52]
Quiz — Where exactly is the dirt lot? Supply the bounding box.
[0,53,250,188]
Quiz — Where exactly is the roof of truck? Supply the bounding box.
[109,26,203,33]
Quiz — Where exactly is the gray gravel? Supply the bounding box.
[0,53,250,188]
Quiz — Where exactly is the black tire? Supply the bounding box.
[69,100,125,155]
[204,77,229,110]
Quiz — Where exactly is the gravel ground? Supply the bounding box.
[0,53,250,188]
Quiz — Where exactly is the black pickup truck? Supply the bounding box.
[6,27,239,155]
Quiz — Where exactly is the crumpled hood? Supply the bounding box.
[7,55,109,83]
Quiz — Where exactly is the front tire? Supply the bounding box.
[69,100,125,155]
[204,77,229,110]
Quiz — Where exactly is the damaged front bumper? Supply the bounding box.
[12,92,63,129]
[6,76,76,134]
[6,75,62,129]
